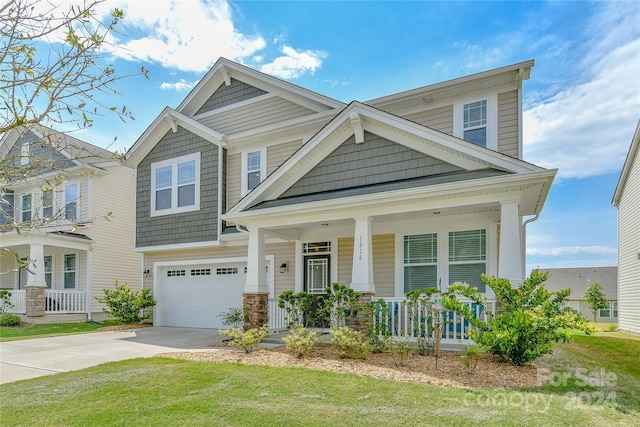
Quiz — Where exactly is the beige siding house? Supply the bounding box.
[612,120,640,334]
[0,125,141,322]
[543,267,618,322]
[125,58,555,333]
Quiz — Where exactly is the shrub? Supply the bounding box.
[0,313,21,327]
[0,290,14,314]
[96,280,157,324]
[282,326,320,358]
[330,326,371,359]
[459,345,484,374]
[405,287,440,356]
[218,307,244,329]
[220,324,269,353]
[364,298,392,353]
[442,269,594,366]
[389,336,412,366]
[325,283,361,328]
[278,291,327,328]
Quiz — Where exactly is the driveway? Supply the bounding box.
[0,327,225,384]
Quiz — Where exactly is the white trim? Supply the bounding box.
[150,152,201,217]
[135,240,223,253]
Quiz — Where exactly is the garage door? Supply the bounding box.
[156,263,246,329]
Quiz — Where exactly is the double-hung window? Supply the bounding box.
[449,229,486,293]
[44,255,53,289]
[42,189,54,220]
[21,194,32,222]
[242,149,265,195]
[64,253,77,289]
[404,233,438,293]
[463,100,487,147]
[151,153,200,216]
[65,183,78,221]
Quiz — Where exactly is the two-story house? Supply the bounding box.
[125,58,556,330]
[0,125,141,322]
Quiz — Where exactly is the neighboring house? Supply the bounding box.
[124,57,556,330]
[543,267,618,322]
[612,120,640,334]
[0,125,141,322]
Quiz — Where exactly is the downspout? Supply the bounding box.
[522,213,539,276]
[86,242,93,321]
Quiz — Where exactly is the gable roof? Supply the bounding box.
[543,267,618,299]
[1,124,118,183]
[226,101,555,218]
[124,57,345,166]
[612,119,640,206]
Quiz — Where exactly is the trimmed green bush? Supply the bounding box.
[0,313,21,327]
[220,325,269,353]
[282,326,320,358]
[330,326,371,359]
[96,280,156,324]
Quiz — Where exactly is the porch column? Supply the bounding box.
[243,226,269,330]
[26,243,46,317]
[498,200,524,286]
[350,216,375,293]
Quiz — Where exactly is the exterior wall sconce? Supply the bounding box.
[279,262,288,274]
[143,269,151,279]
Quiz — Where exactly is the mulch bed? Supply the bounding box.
[157,343,547,389]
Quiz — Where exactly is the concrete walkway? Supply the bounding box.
[0,327,227,384]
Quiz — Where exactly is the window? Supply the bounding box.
[449,229,486,293]
[21,194,32,222]
[65,183,78,221]
[64,254,76,289]
[151,153,200,216]
[463,100,487,147]
[599,302,618,318]
[191,268,211,276]
[20,143,29,166]
[561,301,579,313]
[216,267,238,275]
[242,149,265,195]
[44,256,53,289]
[42,190,54,220]
[404,234,438,293]
[166,270,186,277]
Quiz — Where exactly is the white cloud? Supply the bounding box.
[160,79,197,92]
[523,3,640,179]
[527,246,617,257]
[260,45,326,79]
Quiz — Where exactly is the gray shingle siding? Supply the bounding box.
[196,78,267,115]
[281,131,464,198]
[136,127,218,247]
[6,129,76,178]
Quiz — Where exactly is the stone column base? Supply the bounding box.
[26,286,46,317]
[243,293,269,330]
[350,292,375,333]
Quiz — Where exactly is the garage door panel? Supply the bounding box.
[157,264,246,329]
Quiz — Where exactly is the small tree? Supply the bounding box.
[584,281,609,322]
[96,280,156,324]
[442,269,594,366]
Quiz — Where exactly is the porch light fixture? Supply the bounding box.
[279,262,288,274]
[143,269,151,279]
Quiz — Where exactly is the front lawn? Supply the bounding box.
[0,321,121,341]
[1,334,638,426]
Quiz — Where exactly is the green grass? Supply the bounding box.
[0,321,121,341]
[1,335,639,426]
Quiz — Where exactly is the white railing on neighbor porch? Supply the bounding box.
[267,296,495,345]
[5,290,86,314]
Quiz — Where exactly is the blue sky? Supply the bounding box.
[42,0,640,273]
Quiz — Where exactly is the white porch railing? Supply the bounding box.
[268,298,290,331]
[267,296,495,345]
[6,290,26,314]
[4,290,86,314]
[45,290,86,313]
[378,297,495,345]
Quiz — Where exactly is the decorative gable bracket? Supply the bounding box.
[350,112,365,144]
[220,66,232,87]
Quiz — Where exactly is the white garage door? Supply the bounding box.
[156,263,246,329]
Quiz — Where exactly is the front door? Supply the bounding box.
[304,254,330,294]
